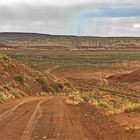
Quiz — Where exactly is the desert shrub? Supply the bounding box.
[80,94,89,101]
[92,95,99,101]
[11,89,22,98]
[57,83,64,89]
[0,92,7,102]
[14,74,24,84]
[65,94,84,105]
[36,77,46,85]
[2,85,10,90]
[81,94,99,102]
[123,103,140,113]
[111,91,116,96]
[99,101,109,108]
[0,55,9,61]
[42,85,52,92]
[42,85,49,92]
[48,86,56,93]
[51,83,61,92]
[36,76,63,93]
[86,97,98,106]
[107,102,140,115]
[64,82,71,88]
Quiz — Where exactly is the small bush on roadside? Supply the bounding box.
[35,76,47,85]
[65,94,84,105]
[14,74,24,84]
[81,94,99,102]
[123,103,140,113]
[99,101,109,108]
[111,91,116,96]
[0,92,7,102]
[57,83,64,89]
[107,102,140,115]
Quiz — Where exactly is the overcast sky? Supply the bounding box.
[0,0,140,36]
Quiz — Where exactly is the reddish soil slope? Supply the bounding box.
[108,69,140,83]
[0,54,64,99]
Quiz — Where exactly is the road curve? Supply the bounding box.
[0,96,93,140]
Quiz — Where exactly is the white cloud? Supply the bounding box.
[133,23,140,29]
[83,17,140,36]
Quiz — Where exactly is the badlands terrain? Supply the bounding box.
[0,33,140,140]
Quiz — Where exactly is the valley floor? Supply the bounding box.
[0,96,140,140]
[0,50,140,140]
[0,96,93,140]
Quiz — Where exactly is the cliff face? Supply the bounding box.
[0,33,140,50]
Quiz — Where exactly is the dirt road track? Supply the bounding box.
[0,96,93,140]
[45,66,77,92]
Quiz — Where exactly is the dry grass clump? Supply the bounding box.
[65,93,84,105]
[0,84,26,103]
[0,54,10,61]
[36,92,48,96]
[123,102,140,112]
[14,74,24,84]
[80,93,109,108]
[78,89,140,115]
[108,102,140,115]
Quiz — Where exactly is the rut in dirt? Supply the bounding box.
[0,97,94,140]
[30,97,93,140]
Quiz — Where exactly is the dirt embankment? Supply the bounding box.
[0,54,43,95]
[0,54,65,102]
[108,69,140,83]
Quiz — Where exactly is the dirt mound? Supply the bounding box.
[108,69,140,83]
[0,54,64,101]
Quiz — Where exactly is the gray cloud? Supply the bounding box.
[0,0,140,36]
[84,17,140,36]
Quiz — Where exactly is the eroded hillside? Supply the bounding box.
[0,54,68,102]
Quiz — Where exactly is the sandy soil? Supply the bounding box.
[0,96,140,140]
[0,96,93,140]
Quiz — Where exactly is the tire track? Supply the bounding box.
[30,97,93,140]
[0,98,44,140]
[45,66,78,92]
[0,99,30,121]
[20,97,52,140]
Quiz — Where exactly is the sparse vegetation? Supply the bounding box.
[35,76,47,85]
[1,35,140,139]
[14,74,24,84]
[0,84,26,103]
[0,54,67,102]
[123,102,140,113]
[65,93,84,105]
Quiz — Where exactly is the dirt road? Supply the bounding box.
[0,96,93,140]
[45,66,77,92]
[45,65,67,83]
